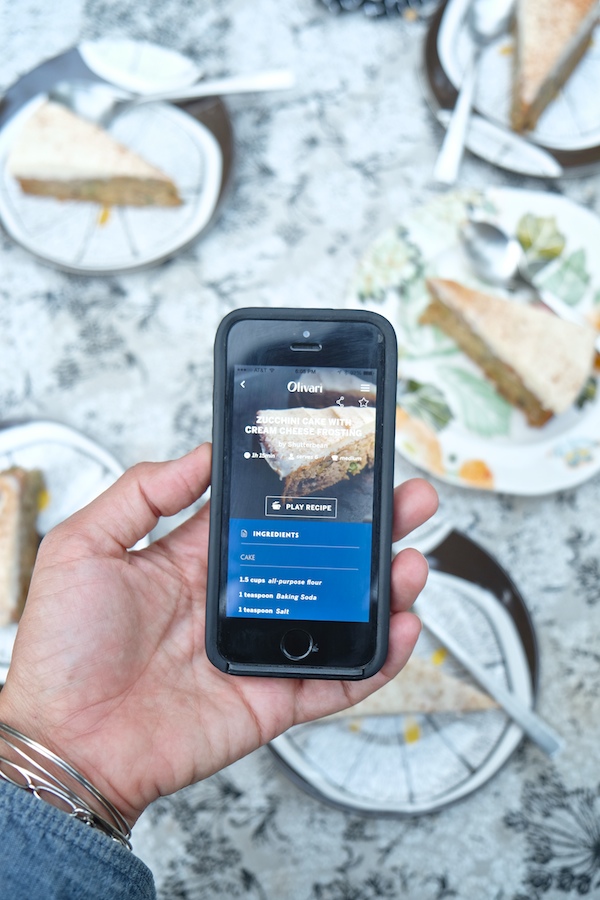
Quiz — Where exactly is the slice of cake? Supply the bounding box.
[7,101,182,207]
[511,0,599,132]
[326,655,498,718]
[420,278,597,427]
[0,467,45,627]
[257,405,376,499]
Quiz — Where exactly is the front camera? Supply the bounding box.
[302,330,311,338]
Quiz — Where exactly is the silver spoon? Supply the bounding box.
[459,217,600,351]
[48,69,295,127]
[433,0,514,185]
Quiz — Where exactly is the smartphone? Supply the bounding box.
[206,308,398,679]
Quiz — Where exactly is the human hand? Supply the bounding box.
[0,443,438,826]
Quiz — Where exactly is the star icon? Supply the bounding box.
[358,396,369,407]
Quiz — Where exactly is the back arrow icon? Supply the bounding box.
[240,380,246,388]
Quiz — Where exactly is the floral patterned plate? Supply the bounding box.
[347,188,600,495]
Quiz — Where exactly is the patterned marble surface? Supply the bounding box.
[3,0,600,897]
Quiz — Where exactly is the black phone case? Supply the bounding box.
[206,307,397,679]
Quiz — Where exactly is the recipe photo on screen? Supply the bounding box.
[226,365,378,623]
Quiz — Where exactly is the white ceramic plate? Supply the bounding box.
[0,420,128,684]
[347,187,600,495]
[438,0,600,152]
[270,546,535,817]
[0,40,223,274]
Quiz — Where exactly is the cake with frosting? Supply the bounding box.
[7,101,182,207]
[511,0,599,132]
[0,467,45,627]
[420,278,597,427]
[257,405,376,498]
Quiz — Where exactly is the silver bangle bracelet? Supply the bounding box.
[0,722,132,850]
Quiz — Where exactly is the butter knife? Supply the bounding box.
[415,602,564,757]
[436,109,563,179]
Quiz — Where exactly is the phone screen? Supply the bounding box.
[207,309,396,678]
[226,364,377,623]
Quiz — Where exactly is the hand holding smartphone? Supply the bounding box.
[206,308,397,679]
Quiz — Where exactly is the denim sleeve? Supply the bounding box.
[0,781,156,900]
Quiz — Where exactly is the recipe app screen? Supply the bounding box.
[226,364,377,622]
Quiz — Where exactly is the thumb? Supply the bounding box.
[53,443,213,554]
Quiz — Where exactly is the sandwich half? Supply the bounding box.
[420,278,596,427]
[511,0,599,132]
[0,467,45,627]
[326,655,498,718]
[7,101,182,207]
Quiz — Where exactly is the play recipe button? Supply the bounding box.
[265,496,337,518]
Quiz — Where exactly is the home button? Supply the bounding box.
[281,629,313,661]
